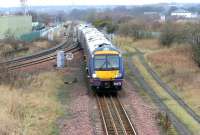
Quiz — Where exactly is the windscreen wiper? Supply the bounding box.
[98,61,107,70]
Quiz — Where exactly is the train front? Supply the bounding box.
[90,47,124,90]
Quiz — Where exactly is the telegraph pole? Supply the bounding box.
[20,0,29,15]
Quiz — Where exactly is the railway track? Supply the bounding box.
[134,47,200,123]
[0,23,82,71]
[7,45,81,70]
[0,35,73,66]
[0,23,74,65]
[96,95,137,135]
[127,57,191,134]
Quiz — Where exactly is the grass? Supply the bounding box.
[132,56,200,134]
[147,45,200,116]
[0,39,56,59]
[0,71,64,135]
[114,36,161,54]
[116,36,200,133]
[119,37,179,135]
[114,36,137,53]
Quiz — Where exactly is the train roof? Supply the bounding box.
[78,23,118,54]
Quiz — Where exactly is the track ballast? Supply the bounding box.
[97,95,137,135]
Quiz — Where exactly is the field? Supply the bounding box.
[0,71,65,135]
[147,45,200,116]
[115,36,200,134]
[116,36,200,116]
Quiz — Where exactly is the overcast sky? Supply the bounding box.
[0,0,200,7]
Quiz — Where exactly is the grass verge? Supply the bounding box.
[132,56,200,134]
[146,45,200,116]
[0,71,64,135]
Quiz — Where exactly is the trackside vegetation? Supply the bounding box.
[0,72,65,135]
[132,56,200,134]
[159,22,200,66]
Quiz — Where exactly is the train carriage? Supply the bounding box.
[76,24,124,91]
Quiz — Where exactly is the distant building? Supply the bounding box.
[143,11,161,21]
[160,15,166,22]
[32,22,39,27]
[0,15,32,39]
[144,12,158,15]
[171,9,197,18]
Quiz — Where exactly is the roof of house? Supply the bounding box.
[172,9,191,13]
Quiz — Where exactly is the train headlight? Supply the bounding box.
[92,73,97,78]
[116,73,122,78]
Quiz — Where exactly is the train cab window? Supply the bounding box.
[94,55,106,69]
[94,55,120,70]
[107,55,120,69]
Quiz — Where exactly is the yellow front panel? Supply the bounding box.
[95,70,119,80]
[95,50,119,55]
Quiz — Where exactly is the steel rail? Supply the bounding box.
[104,96,119,135]
[97,95,137,135]
[8,47,81,70]
[1,24,79,71]
[7,45,80,70]
[110,96,127,135]
[96,96,109,135]
[115,97,137,135]
[0,39,71,65]
[0,23,74,65]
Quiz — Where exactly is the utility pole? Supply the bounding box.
[20,0,29,15]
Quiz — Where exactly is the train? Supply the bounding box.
[76,24,124,91]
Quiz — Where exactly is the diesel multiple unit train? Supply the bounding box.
[76,24,124,91]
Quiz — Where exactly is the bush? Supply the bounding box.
[117,20,148,39]
[92,19,117,34]
[159,22,176,46]
[0,63,17,85]
[189,24,200,66]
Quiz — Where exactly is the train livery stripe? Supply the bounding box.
[95,70,119,80]
[95,50,119,55]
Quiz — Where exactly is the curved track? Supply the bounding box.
[0,23,74,65]
[0,23,82,71]
[97,95,137,135]
[8,45,81,70]
[0,36,72,66]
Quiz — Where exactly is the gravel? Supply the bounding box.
[119,79,160,135]
[58,52,94,135]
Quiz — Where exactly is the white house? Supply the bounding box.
[160,15,166,22]
[171,9,197,18]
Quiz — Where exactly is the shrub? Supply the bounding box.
[189,24,200,66]
[117,20,148,39]
[159,22,176,46]
[92,19,117,34]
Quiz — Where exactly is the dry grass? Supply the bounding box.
[132,56,200,134]
[130,39,161,51]
[116,37,200,116]
[28,40,54,54]
[114,36,136,53]
[0,39,55,59]
[114,36,161,53]
[0,71,63,135]
[147,45,200,116]
[117,36,200,133]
